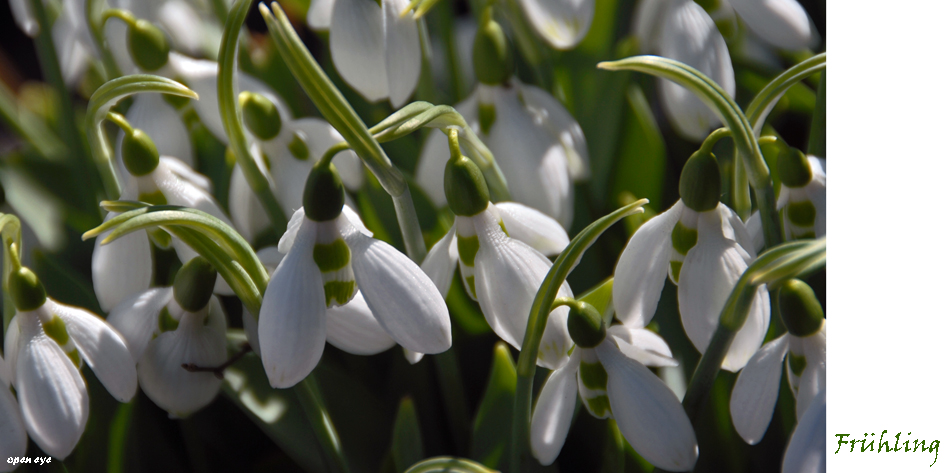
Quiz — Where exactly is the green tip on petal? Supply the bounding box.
[122,128,161,176]
[679,149,721,212]
[775,146,812,188]
[444,154,489,217]
[303,164,345,221]
[472,7,514,85]
[174,257,218,312]
[240,91,283,141]
[128,19,170,71]
[10,266,47,312]
[288,131,310,161]
[777,279,824,337]
[567,300,606,348]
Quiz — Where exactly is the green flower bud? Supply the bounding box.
[679,149,721,212]
[775,146,812,188]
[444,154,490,217]
[122,128,161,176]
[240,92,282,141]
[567,301,606,348]
[472,8,514,85]
[9,266,47,312]
[174,257,218,312]
[777,279,824,337]
[128,19,170,71]
[303,164,345,222]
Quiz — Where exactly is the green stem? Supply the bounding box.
[699,127,730,156]
[295,374,352,473]
[746,53,827,135]
[87,0,123,79]
[218,0,289,234]
[1,214,23,332]
[510,200,648,473]
[393,188,429,263]
[807,71,826,157]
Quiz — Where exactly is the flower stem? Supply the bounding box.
[295,374,352,473]
[86,0,123,80]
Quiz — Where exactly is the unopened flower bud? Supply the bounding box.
[10,266,47,311]
[444,154,490,217]
[240,92,282,141]
[303,164,345,221]
[567,301,606,348]
[129,19,170,71]
[679,149,721,212]
[122,128,161,176]
[777,278,824,337]
[173,257,218,312]
[473,8,514,85]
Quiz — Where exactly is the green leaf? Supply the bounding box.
[404,457,499,473]
[471,343,517,470]
[392,397,425,472]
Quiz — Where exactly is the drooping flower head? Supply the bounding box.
[108,257,228,417]
[4,263,137,459]
[773,144,826,240]
[530,300,698,470]
[613,149,770,371]
[259,163,451,388]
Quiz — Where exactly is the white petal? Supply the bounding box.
[530,350,581,466]
[804,170,826,238]
[659,0,735,141]
[52,18,89,87]
[493,202,569,256]
[3,319,20,382]
[345,228,452,354]
[330,0,388,102]
[613,201,683,328]
[420,225,458,298]
[744,211,766,253]
[730,0,813,50]
[156,0,204,56]
[0,375,27,470]
[518,0,594,49]
[10,0,38,36]
[326,291,397,355]
[279,207,307,254]
[633,0,669,53]
[415,129,451,207]
[156,159,232,227]
[471,212,573,369]
[518,83,589,180]
[308,0,336,29]
[15,314,89,460]
[781,390,825,473]
[138,309,227,417]
[730,334,789,444]
[596,341,698,472]
[719,203,759,257]
[123,94,193,168]
[607,325,677,367]
[53,302,138,402]
[678,209,769,372]
[489,86,574,226]
[259,219,327,388]
[404,349,424,364]
[341,204,373,237]
[92,217,153,313]
[106,288,171,362]
[382,0,421,107]
[796,362,823,422]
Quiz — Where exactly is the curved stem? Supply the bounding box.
[404,457,498,473]
[318,141,352,169]
[510,200,647,473]
[105,112,135,136]
[87,0,122,79]
[746,53,827,135]
[1,214,22,331]
[699,127,730,156]
[218,0,288,234]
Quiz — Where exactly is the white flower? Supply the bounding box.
[107,288,228,417]
[730,322,826,445]
[259,205,451,388]
[105,0,219,72]
[421,202,573,369]
[782,389,825,473]
[777,156,826,240]
[4,289,136,459]
[530,324,698,470]
[308,0,421,107]
[0,353,27,472]
[118,93,194,169]
[92,156,233,312]
[517,0,594,50]
[613,200,770,371]
[415,82,588,227]
[727,0,816,51]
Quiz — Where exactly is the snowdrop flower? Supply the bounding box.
[727,0,816,51]
[416,12,588,226]
[4,264,137,459]
[613,150,769,371]
[92,126,233,311]
[230,92,364,242]
[634,0,735,141]
[530,300,698,470]
[308,0,421,107]
[421,141,573,369]
[0,353,27,472]
[730,279,826,445]
[517,0,594,50]
[775,150,826,240]
[259,164,451,388]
